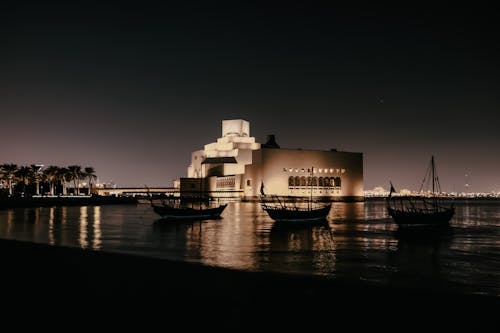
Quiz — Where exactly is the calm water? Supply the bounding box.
[0,199,499,297]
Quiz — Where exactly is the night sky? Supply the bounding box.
[1,1,499,192]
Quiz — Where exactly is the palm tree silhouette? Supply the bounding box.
[0,163,18,196]
[67,165,83,195]
[15,166,34,196]
[84,167,97,195]
[30,164,43,195]
[58,167,70,195]
[43,166,60,195]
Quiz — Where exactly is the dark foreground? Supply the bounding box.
[0,195,138,208]
[1,239,497,330]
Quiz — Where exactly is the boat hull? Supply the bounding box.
[263,205,331,223]
[152,204,227,220]
[388,207,454,227]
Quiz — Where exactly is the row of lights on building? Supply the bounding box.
[283,167,346,174]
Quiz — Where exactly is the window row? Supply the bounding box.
[283,167,346,174]
[216,177,235,189]
[288,176,341,187]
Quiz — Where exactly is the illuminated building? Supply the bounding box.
[181,119,364,201]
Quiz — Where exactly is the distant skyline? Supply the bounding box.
[1,2,499,192]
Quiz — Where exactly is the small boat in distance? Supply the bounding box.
[260,167,331,223]
[261,197,331,222]
[146,187,227,221]
[150,200,227,220]
[386,156,455,227]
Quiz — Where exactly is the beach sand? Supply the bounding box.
[0,238,497,330]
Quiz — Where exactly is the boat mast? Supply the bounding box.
[310,166,313,210]
[199,164,204,209]
[431,155,439,210]
[431,155,435,194]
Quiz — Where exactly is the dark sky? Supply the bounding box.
[1,1,499,192]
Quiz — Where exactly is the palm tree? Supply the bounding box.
[84,167,97,195]
[67,165,82,195]
[78,169,86,194]
[43,165,60,196]
[30,164,44,195]
[0,163,18,196]
[57,167,70,195]
[15,166,34,196]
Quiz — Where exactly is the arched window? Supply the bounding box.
[318,177,324,187]
[307,177,312,186]
[334,177,341,187]
[324,177,331,187]
[288,176,294,187]
[294,176,300,188]
[312,177,318,186]
[300,176,306,187]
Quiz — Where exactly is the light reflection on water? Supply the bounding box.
[93,206,101,250]
[0,200,499,296]
[79,206,88,249]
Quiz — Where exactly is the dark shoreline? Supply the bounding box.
[0,195,138,208]
[0,238,497,328]
[2,196,496,210]
[366,196,500,201]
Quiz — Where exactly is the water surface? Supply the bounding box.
[0,199,498,296]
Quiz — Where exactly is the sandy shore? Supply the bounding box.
[0,238,497,329]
